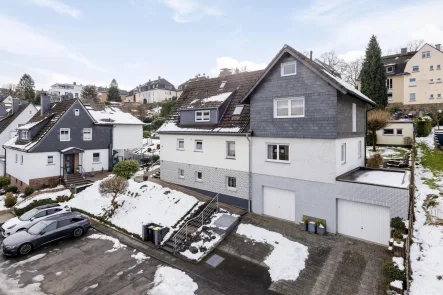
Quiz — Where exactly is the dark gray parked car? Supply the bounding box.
[1,212,91,256]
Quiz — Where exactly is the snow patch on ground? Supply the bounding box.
[55,271,62,276]
[131,252,149,263]
[9,253,46,268]
[32,274,44,282]
[392,257,404,271]
[237,224,309,282]
[82,283,98,292]
[87,233,127,253]
[0,270,45,295]
[0,195,24,211]
[148,266,198,295]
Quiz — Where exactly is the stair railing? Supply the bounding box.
[172,194,219,252]
[78,165,86,179]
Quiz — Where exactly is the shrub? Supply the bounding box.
[5,186,18,194]
[112,160,139,179]
[382,261,405,281]
[156,144,160,150]
[0,176,11,187]
[99,176,128,209]
[403,137,413,146]
[152,155,160,163]
[367,153,384,168]
[23,186,35,197]
[13,195,72,216]
[390,217,406,231]
[301,216,309,224]
[143,130,150,138]
[416,117,432,137]
[4,192,17,208]
[394,230,403,239]
[315,219,325,227]
[147,148,152,152]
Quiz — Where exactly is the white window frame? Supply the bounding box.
[60,128,70,141]
[74,109,80,116]
[227,176,237,191]
[430,79,434,84]
[387,93,393,101]
[386,66,394,73]
[195,140,203,152]
[178,168,184,179]
[82,128,92,141]
[177,139,185,150]
[21,130,29,140]
[422,51,431,58]
[383,128,395,136]
[226,141,235,159]
[352,103,356,132]
[273,97,305,118]
[341,143,346,164]
[15,154,18,163]
[396,128,403,136]
[409,78,416,86]
[266,143,290,163]
[437,64,441,70]
[20,155,23,165]
[430,65,434,71]
[195,110,210,122]
[358,140,362,159]
[386,78,393,89]
[195,171,203,182]
[47,155,54,165]
[92,153,100,163]
[430,94,434,99]
[412,65,419,72]
[281,61,297,77]
[409,93,416,101]
[437,78,442,83]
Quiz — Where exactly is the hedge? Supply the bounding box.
[416,117,432,137]
[112,160,139,179]
[0,176,11,188]
[14,195,73,216]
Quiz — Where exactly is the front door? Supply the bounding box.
[65,154,74,174]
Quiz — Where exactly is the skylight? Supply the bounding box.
[233,105,244,115]
[219,81,227,89]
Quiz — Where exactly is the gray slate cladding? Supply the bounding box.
[249,53,366,139]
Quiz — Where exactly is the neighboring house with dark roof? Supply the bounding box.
[0,99,37,176]
[97,87,128,103]
[159,44,409,246]
[3,96,142,189]
[138,77,177,104]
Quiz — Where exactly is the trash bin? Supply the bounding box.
[153,226,170,246]
[141,224,149,242]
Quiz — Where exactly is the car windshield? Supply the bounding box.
[28,220,51,235]
[18,208,39,221]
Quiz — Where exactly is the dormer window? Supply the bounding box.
[219,81,227,89]
[422,51,431,58]
[281,61,297,76]
[195,110,210,122]
[233,105,244,115]
[386,66,394,73]
[21,130,29,140]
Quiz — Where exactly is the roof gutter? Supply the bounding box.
[158,131,252,136]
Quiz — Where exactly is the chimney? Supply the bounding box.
[12,98,19,114]
[310,51,313,60]
[40,95,51,115]
[401,48,407,54]
[73,82,76,85]
[158,76,161,80]
[436,44,441,51]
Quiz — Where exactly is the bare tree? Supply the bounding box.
[406,39,425,51]
[342,58,364,88]
[367,110,391,152]
[99,176,128,209]
[319,51,346,75]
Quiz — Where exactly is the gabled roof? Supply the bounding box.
[0,103,31,135]
[88,107,143,125]
[158,70,263,134]
[140,78,176,92]
[382,51,417,76]
[241,44,376,106]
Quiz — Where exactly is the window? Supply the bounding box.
[226,141,235,158]
[195,110,210,122]
[409,93,416,101]
[15,154,18,163]
[83,128,92,141]
[75,93,79,98]
[422,51,431,58]
[412,66,419,72]
[274,97,304,118]
[387,93,393,101]
[57,219,71,228]
[20,130,29,140]
[178,169,184,179]
[437,78,442,83]
[358,140,362,158]
[196,172,203,182]
[47,156,54,164]
[386,78,393,89]
[430,79,434,84]
[219,81,227,89]
[281,61,296,76]
[341,143,346,164]
[195,140,203,151]
[430,94,435,99]
[93,153,100,162]
[20,155,23,165]
[42,222,57,233]
[177,139,185,150]
[437,65,441,70]
[430,65,434,71]
[233,105,244,115]
[409,78,416,86]
[267,144,289,162]
[386,66,394,73]
[227,177,236,190]
[74,109,79,116]
[383,128,394,135]
[396,129,403,136]
[438,94,442,99]
[60,128,70,141]
[34,210,47,218]
[352,103,356,132]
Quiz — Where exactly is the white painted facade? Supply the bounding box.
[138,89,177,104]
[83,149,109,173]
[50,83,83,99]
[113,125,143,150]
[160,134,249,172]
[335,137,365,177]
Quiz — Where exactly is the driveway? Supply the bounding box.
[218,213,390,295]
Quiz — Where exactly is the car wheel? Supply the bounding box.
[73,227,84,238]
[18,243,32,255]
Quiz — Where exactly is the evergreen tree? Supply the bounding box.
[81,85,99,103]
[107,79,121,102]
[16,74,35,103]
[360,35,387,109]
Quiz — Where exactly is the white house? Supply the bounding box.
[137,77,177,104]
[50,82,83,99]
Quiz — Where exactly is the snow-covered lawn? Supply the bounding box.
[366,146,410,159]
[66,176,199,236]
[15,189,72,209]
[148,266,198,295]
[410,130,443,295]
[236,224,309,282]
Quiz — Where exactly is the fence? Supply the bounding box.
[406,132,416,291]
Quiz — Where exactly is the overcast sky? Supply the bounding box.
[1,0,442,91]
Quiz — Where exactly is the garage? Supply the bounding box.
[337,199,390,245]
[263,186,295,221]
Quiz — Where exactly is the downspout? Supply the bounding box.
[109,126,114,171]
[246,132,252,213]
